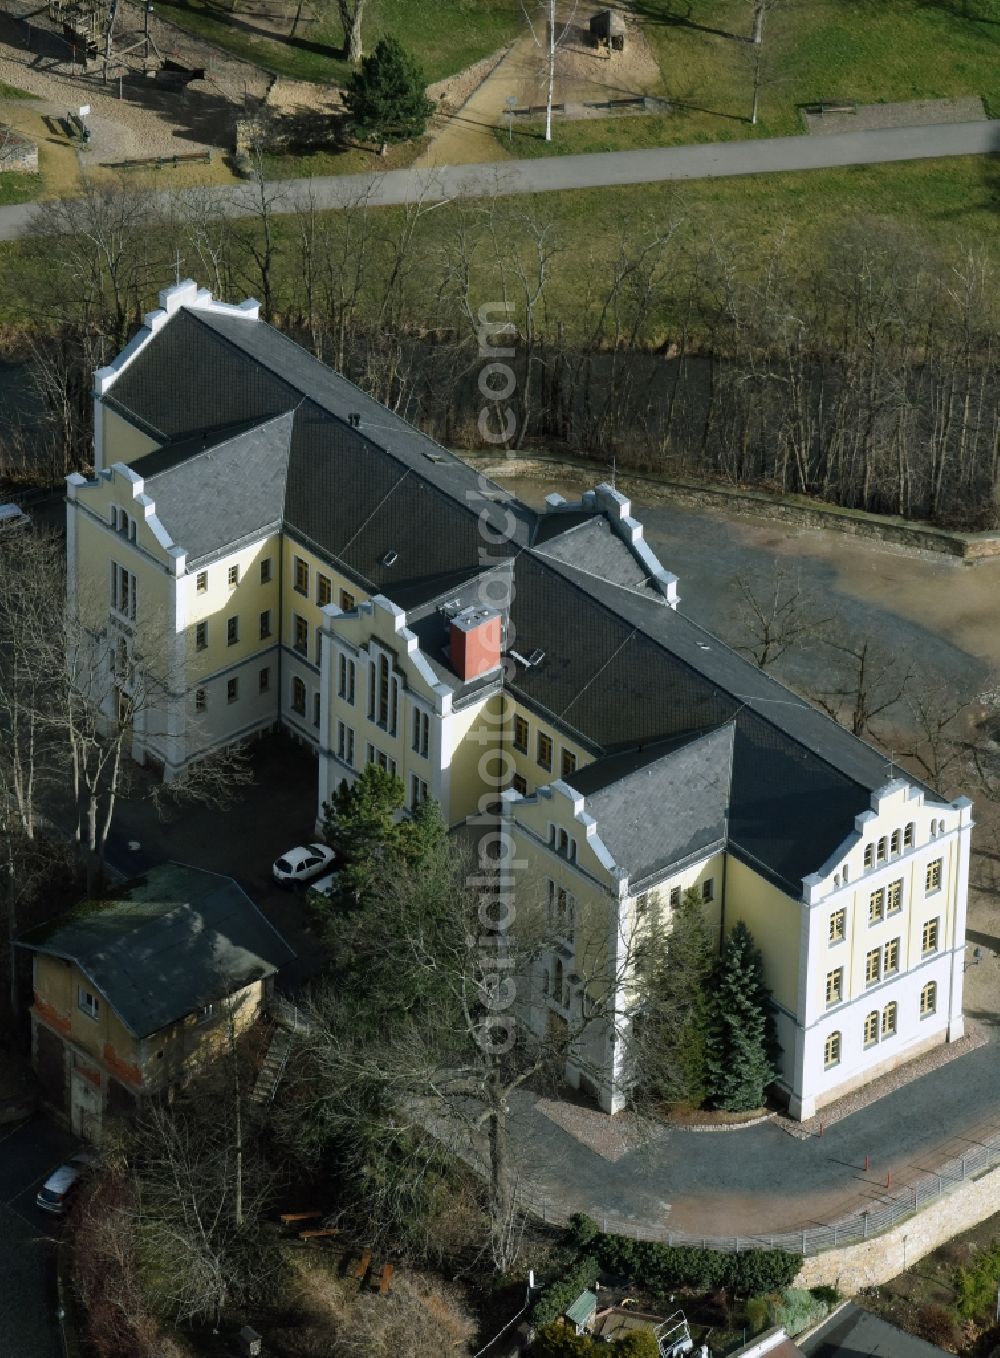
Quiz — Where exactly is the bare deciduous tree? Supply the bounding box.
[812,635,911,739]
[727,564,828,671]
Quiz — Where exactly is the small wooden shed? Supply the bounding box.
[590,8,625,50]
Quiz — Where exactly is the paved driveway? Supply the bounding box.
[0,1115,80,1358]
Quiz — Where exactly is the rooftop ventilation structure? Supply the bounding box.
[347,412,361,429]
[450,607,502,682]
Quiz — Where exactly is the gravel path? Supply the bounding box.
[803,96,987,137]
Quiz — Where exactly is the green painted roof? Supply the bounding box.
[18,863,294,1038]
[566,1291,599,1327]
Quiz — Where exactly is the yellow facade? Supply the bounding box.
[101,406,159,467]
[725,857,802,1014]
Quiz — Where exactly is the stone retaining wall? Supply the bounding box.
[794,1163,1000,1293]
[467,453,1000,563]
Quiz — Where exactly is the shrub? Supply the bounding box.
[532,1256,599,1328]
[565,1213,600,1250]
[533,1322,596,1357]
[745,1297,772,1333]
[613,1334,660,1358]
[773,1287,823,1337]
[916,1303,959,1349]
[590,1234,799,1295]
[955,1241,1000,1321]
[809,1285,840,1306]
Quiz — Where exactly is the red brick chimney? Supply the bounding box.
[450,608,502,681]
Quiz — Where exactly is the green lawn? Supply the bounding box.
[0,171,41,206]
[0,81,35,101]
[507,0,1000,156]
[150,0,523,86]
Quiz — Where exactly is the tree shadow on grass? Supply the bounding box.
[629,0,747,43]
[161,0,346,65]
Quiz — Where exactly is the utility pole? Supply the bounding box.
[545,0,555,142]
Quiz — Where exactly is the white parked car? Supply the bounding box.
[36,1151,94,1215]
[272,842,335,886]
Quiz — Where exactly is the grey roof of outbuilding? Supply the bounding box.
[17,863,295,1038]
[142,411,294,563]
[577,724,735,883]
[800,1304,952,1358]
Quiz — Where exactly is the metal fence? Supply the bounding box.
[522,1120,1000,1258]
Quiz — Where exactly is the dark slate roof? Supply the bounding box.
[800,1305,952,1358]
[534,515,654,593]
[17,863,295,1038]
[143,411,294,563]
[575,724,735,883]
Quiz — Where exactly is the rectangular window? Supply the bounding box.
[926,859,942,894]
[669,886,681,909]
[259,609,272,640]
[513,714,529,754]
[196,621,208,651]
[537,732,552,771]
[227,677,239,705]
[824,1031,841,1068]
[702,878,714,904]
[338,655,356,705]
[890,829,901,856]
[291,676,306,715]
[78,986,99,1020]
[882,1001,898,1037]
[829,909,846,944]
[864,843,874,869]
[869,889,885,925]
[228,564,240,587]
[227,616,239,646]
[865,948,881,987]
[259,667,270,694]
[294,556,309,596]
[366,744,396,777]
[887,879,903,914]
[315,627,323,666]
[863,1010,879,1048]
[317,574,332,607]
[293,615,308,655]
[412,708,429,758]
[922,917,940,955]
[903,822,915,848]
[884,937,900,976]
[337,721,355,767]
[920,980,937,1017]
[340,588,355,611]
[111,562,137,620]
[313,691,321,728]
[877,837,887,863]
[196,570,208,593]
[195,688,206,713]
[512,773,527,796]
[260,557,272,585]
[562,749,577,779]
[410,774,429,810]
[825,968,843,1007]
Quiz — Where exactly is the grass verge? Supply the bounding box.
[149,0,523,86]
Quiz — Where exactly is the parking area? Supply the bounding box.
[0,1115,81,1358]
[106,731,327,990]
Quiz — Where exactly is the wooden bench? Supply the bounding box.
[298,1226,340,1241]
[347,1247,372,1281]
[279,1210,322,1225]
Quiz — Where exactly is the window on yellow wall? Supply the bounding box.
[227,616,239,646]
[260,557,272,585]
[196,571,208,593]
[863,1010,879,1048]
[926,859,942,894]
[294,556,309,596]
[922,917,939,955]
[293,615,308,655]
[291,676,306,715]
[196,622,208,651]
[882,1001,897,1037]
[561,749,577,779]
[829,909,846,944]
[920,980,937,1017]
[339,655,356,705]
[513,714,529,753]
[317,574,332,607]
[864,843,874,868]
[887,879,903,914]
[259,610,272,641]
[702,879,714,903]
[669,886,681,909]
[869,889,884,925]
[78,986,99,1020]
[315,626,323,665]
[228,564,240,587]
[890,829,901,856]
[512,773,527,796]
[824,1031,841,1067]
[884,937,900,975]
[340,588,355,611]
[537,732,552,771]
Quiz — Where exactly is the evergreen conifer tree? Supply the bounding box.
[344,37,434,144]
[630,886,715,1109]
[706,921,778,1111]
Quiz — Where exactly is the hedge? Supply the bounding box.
[563,1216,799,1296]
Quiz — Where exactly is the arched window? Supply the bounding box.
[863,1011,879,1048]
[920,980,937,1017]
[824,1031,841,1068]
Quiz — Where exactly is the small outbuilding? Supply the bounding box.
[590,8,626,50]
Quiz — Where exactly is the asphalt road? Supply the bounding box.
[0,1115,80,1358]
[0,121,995,240]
